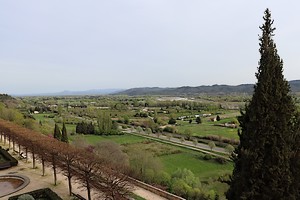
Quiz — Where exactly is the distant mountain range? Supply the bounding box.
[13,80,300,96]
[115,80,300,96]
[14,89,124,97]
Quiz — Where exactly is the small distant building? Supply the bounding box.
[177,116,187,120]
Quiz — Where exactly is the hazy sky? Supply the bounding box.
[1,1,300,94]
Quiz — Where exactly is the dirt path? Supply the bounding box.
[1,152,89,200]
[132,186,167,200]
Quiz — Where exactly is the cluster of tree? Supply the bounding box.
[123,116,130,124]
[75,121,95,135]
[113,103,128,111]
[0,94,15,104]
[0,119,131,200]
[74,112,120,135]
[97,111,119,135]
[134,112,148,118]
[53,123,68,143]
[29,105,51,113]
[126,147,218,200]
[116,97,221,112]
[0,102,24,125]
[0,102,45,132]
[169,168,217,200]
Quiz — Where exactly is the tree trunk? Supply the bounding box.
[53,165,57,185]
[13,139,15,152]
[68,175,72,196]
[86,179,91,200]
[42,157,45,176]
[52,155,57,185]
[32,151,36,169]
[67,165,72,196]
[25,147,28,162]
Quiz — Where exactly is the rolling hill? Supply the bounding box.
[116,80,300,96]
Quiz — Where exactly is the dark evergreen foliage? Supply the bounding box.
[53,123,61,140]
[168,118,177,125]
[76,122,95,135]
[0,94,14,102]
[196,117,202,124]
[8,188,63,200]
[61,122,68,143]
[227,9,300,200]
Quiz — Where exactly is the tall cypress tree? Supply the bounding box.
[227,9,300,200]
[61,122,68,143]
[54,123,62,140]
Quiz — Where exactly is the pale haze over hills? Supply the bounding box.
[14,80,300,96]
[1,1,300,95]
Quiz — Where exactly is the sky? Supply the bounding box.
[1,1,300,94]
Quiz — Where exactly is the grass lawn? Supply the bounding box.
[33,113,57,121]
[160,151,233,179]
[33,113,46,121]
[131,194,146,200]
[69,134,147,145]
[176,120,239,140]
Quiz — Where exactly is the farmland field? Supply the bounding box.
[70,134,147,145]
[15,95,243,199]
[176,120,239,139]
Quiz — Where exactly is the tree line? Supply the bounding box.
[0,119,131,200]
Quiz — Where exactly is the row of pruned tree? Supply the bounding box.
[0,119,131,200]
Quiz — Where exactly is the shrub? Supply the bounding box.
[163,126,176,133]
[196,117,202,124]
[203,154,212,160]
[144,169,155,183]
[208,141,216,151]
[225,144,235,154]
[117,119,123,123]
[9,188,62,200]
[168,118,176,125]
[156,171,171,186]
[145,128,152,135]
[17,194,35,200]
[215,157,227,164]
